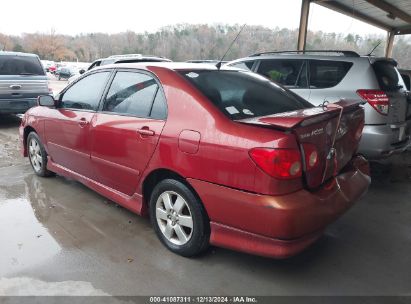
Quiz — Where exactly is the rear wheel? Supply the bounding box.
[27,132,54,177]
[149,179,210,257]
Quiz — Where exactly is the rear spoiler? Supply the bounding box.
[238,100,362,130]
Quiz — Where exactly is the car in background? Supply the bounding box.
[41,60,56,73]
[67,54,171,84]
[186,60,228,65]
[20,62,370,258]
[56,66,79,80]
[226,50,411,159]
[0,51,50,114]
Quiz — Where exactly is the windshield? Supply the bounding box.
[0,55,45,75]
[179,70,312,120]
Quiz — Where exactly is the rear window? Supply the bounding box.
[373,61,406,92]
[309,60,352,89]
[179,70,312,120]
[0,55,45,76]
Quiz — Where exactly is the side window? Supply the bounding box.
[60,72,110,110]
[257,59,308,88]
[229,61,255,71]
[103,71,159,118]
[309,60,353,89]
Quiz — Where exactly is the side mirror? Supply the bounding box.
[79,69,85,75]
[37,95,56,107]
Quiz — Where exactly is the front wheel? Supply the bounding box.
[149,179,210,257]
[27,132,54,177]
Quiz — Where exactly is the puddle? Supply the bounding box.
[0,277,109,296]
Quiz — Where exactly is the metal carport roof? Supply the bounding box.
[298,0,411,56]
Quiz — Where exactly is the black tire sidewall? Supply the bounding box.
[149,179,210,257]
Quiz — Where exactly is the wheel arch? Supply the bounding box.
[23,126,37,157]
[141,168,209,220]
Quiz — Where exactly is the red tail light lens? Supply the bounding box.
[357,89,389,115]
[302,143,319,171]
[249,148,302,179]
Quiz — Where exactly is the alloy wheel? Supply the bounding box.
[155,191,194,246]
[29,138,43,173]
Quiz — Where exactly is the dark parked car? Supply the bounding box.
[20,63,370,258]
[56,66,78,80]
[0,51,50,114]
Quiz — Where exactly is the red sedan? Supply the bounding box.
[19,63,370,258]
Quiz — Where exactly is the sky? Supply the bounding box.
[0,0,386,37]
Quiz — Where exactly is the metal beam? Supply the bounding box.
[385,30,395,58]
[297,0,311,51]
[395,27,411,35]
[364,0,411,25]
[313,0,392,32]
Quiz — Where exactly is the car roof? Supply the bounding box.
[0,51,39,57]
[94,61,240,72]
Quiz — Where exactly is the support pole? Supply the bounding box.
[385,30,395,58]
[297,0,311,51]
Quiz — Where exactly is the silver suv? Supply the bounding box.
[226,51,411,159]
[0,52,49,114]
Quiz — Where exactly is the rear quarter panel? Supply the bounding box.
[139,67,303,196]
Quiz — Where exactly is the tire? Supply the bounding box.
[149,179,210,257]
[27,132,54,177]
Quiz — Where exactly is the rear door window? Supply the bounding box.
[373,61,406,92]
[0,55,45,75]
[179,70,312,120]
[103,71,164,118]
[308,60,352,89]
[256,59,308,89]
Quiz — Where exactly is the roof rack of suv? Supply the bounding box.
[250,50,360,57]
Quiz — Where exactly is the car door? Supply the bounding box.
[255,59,311,100]
[90,70,167,195]
[44,71,111,179]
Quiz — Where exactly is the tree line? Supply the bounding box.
[0,24,410,68]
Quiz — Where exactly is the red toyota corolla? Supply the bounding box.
[19,63,370,258]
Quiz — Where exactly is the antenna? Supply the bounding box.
[216,24,246,70]
[367,40,382,56]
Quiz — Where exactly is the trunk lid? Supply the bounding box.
[240,100,364,189]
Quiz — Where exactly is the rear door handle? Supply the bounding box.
[137,127,155,136]
[78,117,89,127]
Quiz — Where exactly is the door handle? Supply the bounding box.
[78,118,89,127]
[137,127,155,136]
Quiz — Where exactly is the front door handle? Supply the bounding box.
[78,117,89,127]
[137,127,155,136]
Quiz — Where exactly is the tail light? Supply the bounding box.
[249,148,302,179]
[357,89,389,115]
[302,143,319,171]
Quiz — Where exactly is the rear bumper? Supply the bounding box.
[188,155,370,258]
[0,98,37,114]
[359,123,411,158]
